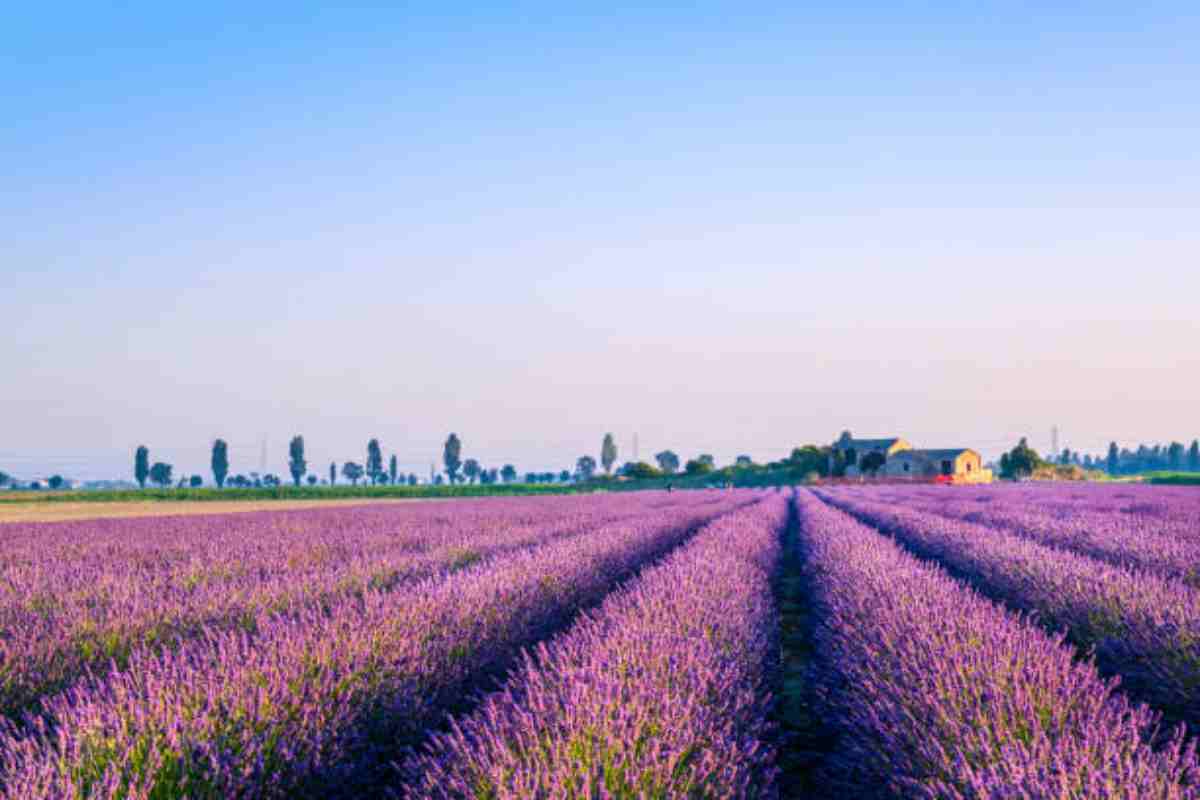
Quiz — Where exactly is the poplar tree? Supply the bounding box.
[443,434,463,483]
[366,439,384,484]
[135,446,150,489]
[288,436,307,486]
[211,439,229,488]
[601,433,617,475]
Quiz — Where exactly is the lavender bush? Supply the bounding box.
[0,493,745,798]
[0,493,697,721]
[403,494,787,799]
[875,484,1200,585]
[818,487,1200,728]
[797,490,1200,798]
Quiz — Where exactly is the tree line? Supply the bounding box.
[1030,440,1200,476]
[1098,439,1200,475]
[123,431,808,491]
[129,432,618,490]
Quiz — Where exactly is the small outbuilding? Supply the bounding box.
[883,448,987,481]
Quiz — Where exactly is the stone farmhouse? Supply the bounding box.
[830,432,992,483]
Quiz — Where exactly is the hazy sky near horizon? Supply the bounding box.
[4,2,1198,480]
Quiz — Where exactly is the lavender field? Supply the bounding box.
[3,485,1200,798]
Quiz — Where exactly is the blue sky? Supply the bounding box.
[3,2,1198,480]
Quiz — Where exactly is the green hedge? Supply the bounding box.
[1148,472,1200,485]
[1,467,814,506]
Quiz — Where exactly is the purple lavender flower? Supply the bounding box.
[797,490,1200,798]
[403,494,788,799]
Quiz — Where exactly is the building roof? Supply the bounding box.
[837,437,904,450]
[895,448,977,459]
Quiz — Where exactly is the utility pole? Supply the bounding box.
[633,433,639,462]
[1051,426,1059,458]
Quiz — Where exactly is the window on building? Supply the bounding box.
[903,463,910,472]
[941,460,953,475]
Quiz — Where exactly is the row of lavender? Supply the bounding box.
[873,483,1200,585]
[0,493,682,596]
[818,486,1200,729]
[796,490,1200,797]
[0,493,747,798]
[402,493,789,798]
[873,482,1200,530]
[0,493,698,720]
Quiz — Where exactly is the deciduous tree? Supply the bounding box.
[654,450,680,475]
[999,438,1042,479]
[500,464,517,483]
[463,458,481,484]
[576,455,596,480]
[342,462,363,486]
[621,461,661,479]
[860,451,886,475]
[149,462,173,488]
